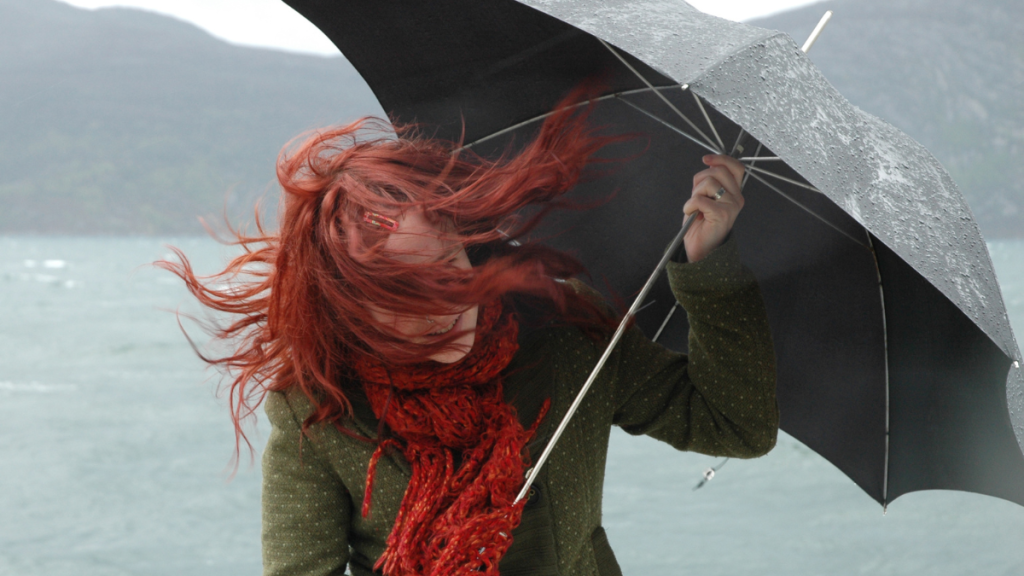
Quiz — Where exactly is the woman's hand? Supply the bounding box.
[683,154,746,263]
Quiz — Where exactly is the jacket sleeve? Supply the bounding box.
[262,391,352,576]
[608,236,779,458]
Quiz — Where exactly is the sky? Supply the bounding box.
[57,0,828,56]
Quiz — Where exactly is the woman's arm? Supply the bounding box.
[609,235,779,458]
[262,391,352,576]
[600,153,777,457]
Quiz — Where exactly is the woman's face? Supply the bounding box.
[370,209,479,363]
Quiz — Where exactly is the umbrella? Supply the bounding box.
[282,0,1024,509]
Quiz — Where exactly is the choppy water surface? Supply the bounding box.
[1,237,1023,575]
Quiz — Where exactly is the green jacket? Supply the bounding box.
[261,238,778,576]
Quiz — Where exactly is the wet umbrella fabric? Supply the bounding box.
[283,0,1024,508]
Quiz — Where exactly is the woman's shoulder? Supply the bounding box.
[509,277,611,329]
[265,382,383,446]
[561,278,607,305]
[510,282,608,356]
[264,388,315,429]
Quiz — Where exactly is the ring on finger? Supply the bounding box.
[714,187,725,200]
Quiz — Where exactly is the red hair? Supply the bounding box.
[159,90,622,455]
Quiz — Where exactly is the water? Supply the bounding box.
[0,238,260,576]
[1,237,1023,575]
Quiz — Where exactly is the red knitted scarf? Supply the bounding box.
[352,301,548,576]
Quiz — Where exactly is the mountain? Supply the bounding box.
[752,0,1024,238]
[2,0,1022,237]
[0,0,382,235]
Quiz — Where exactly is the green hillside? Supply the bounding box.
[2,0,1021,237]
[0,0,382,235]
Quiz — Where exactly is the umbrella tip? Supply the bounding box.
[801,11,834,54]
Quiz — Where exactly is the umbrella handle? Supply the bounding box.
[514,216,695,504]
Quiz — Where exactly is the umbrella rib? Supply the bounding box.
[456,85,677,152]
[652,303,679,342]
[731,130,750,157]
[865,233,892,510]
[744,164,822,194]
[745,171,867,248]
[741,142,765,190]
[691,90,727,152]
[616,97,720,155]
[609,101,822,198]
[596,38,721,153]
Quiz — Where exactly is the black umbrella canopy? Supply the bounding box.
[284,0,1024,507]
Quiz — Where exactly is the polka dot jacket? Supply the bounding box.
[261,236,778,576]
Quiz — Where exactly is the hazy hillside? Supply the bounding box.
[0,0,382,235]
[2,0,1022,237]
[754,0,1024,238]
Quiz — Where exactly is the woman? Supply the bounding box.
[163,98,777,576]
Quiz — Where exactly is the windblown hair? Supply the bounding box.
[159,90,622,453]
